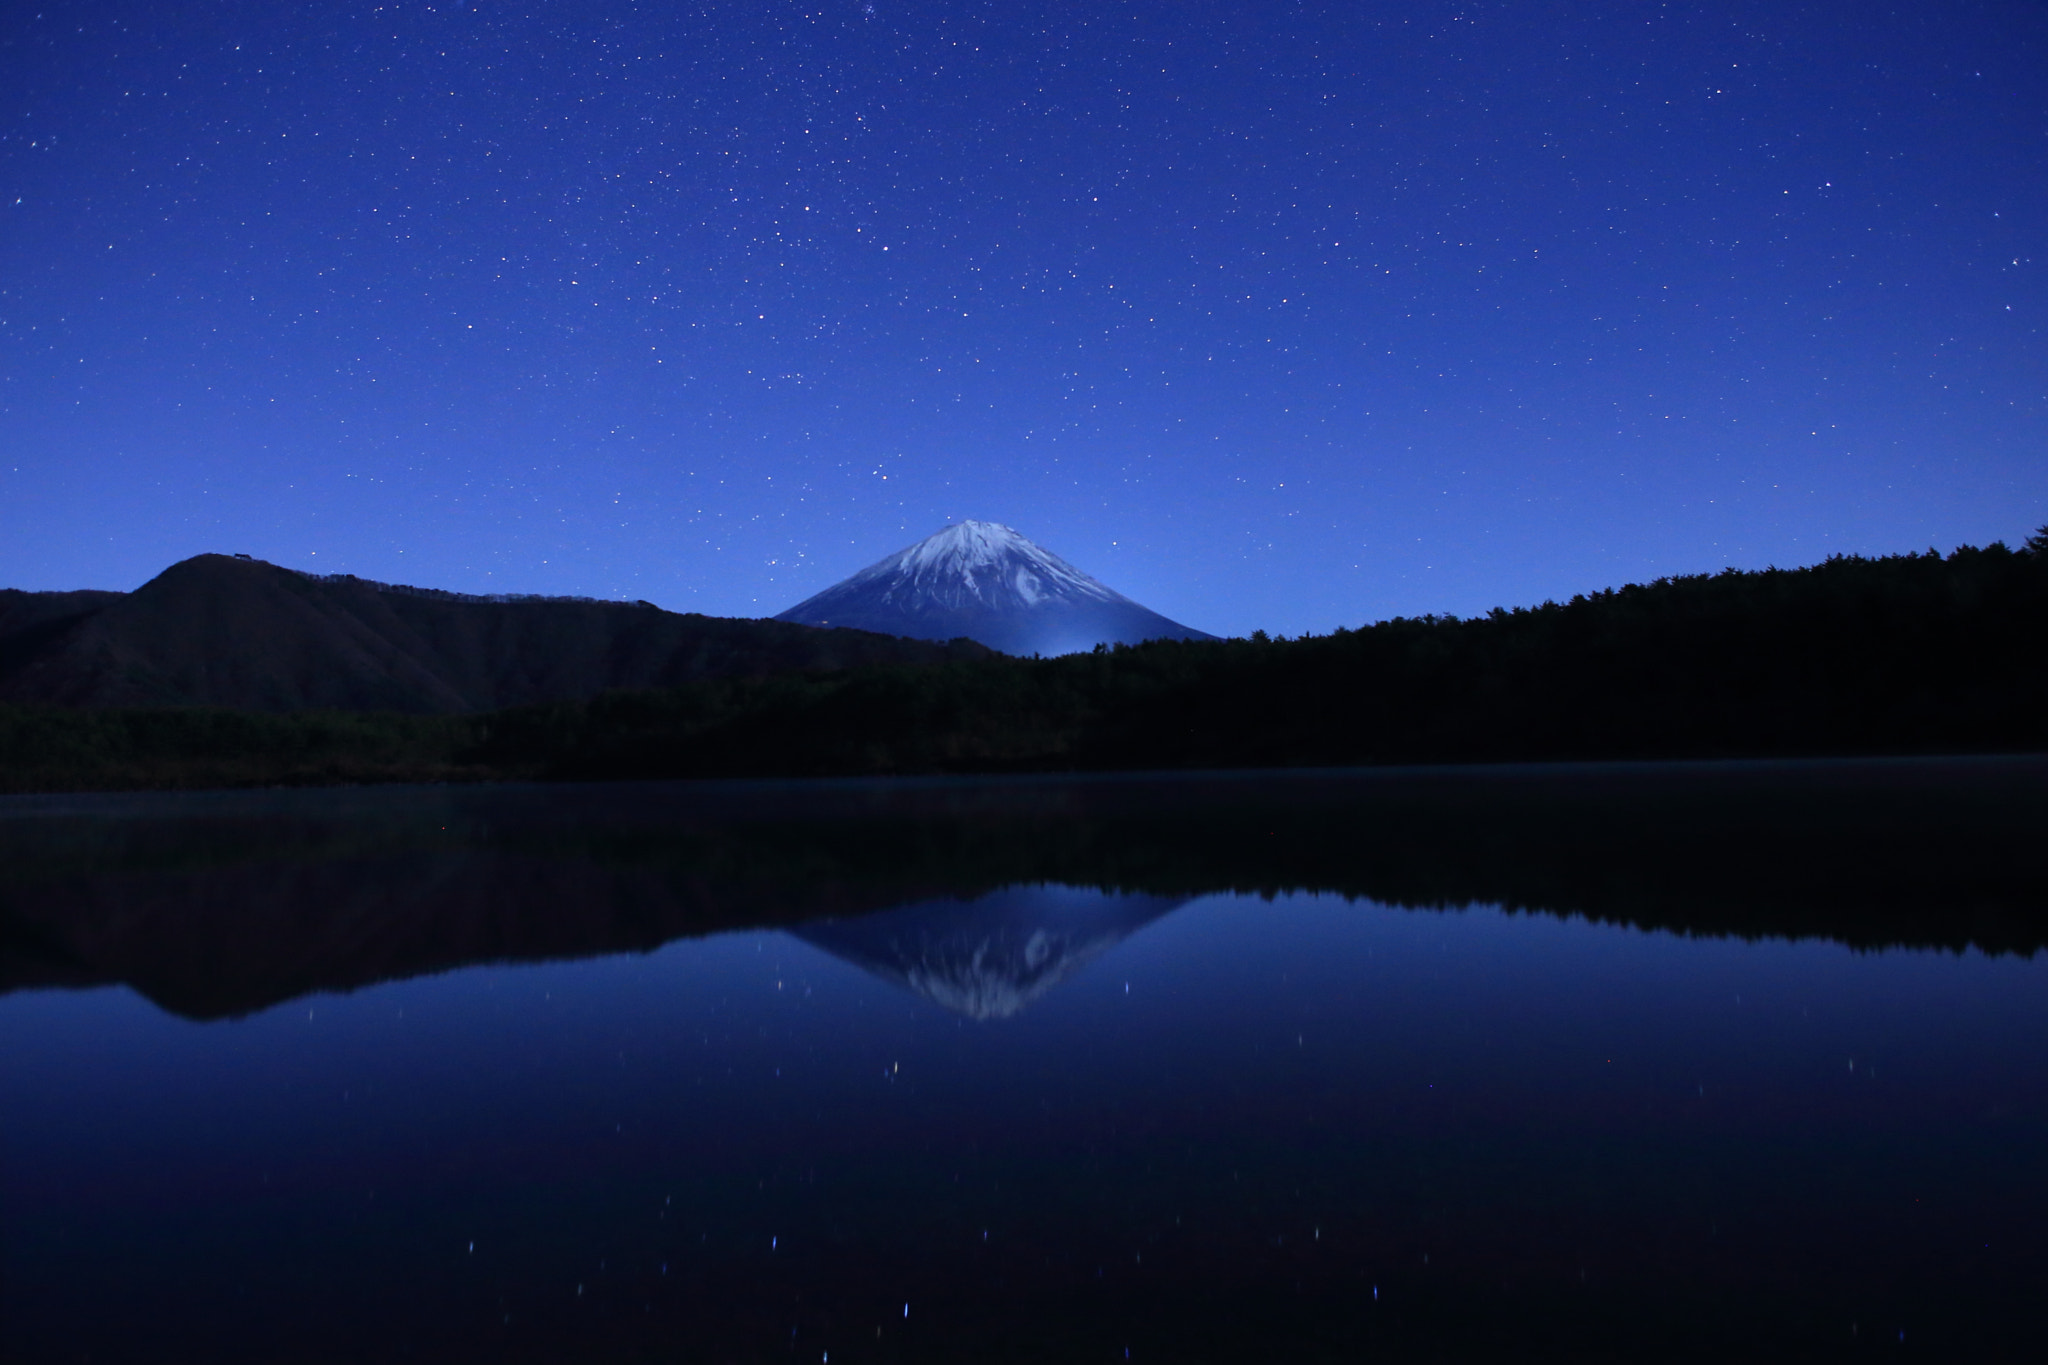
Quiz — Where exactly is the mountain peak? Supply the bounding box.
[774,521,1214,655]
[855,520,1126,611]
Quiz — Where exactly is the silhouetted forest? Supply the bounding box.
[2,536,2044,791]
[0,552,986,713]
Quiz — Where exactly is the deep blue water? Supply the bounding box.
[2,768,2045,1361]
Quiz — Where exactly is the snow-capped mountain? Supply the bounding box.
[793,885,1187,1020]
[773,520,1215,655]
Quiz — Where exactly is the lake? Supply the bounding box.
[3,759,2045,1361]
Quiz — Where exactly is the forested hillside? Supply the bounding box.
[478,536,2048,779]
[0,553,984,713]
[2,537,2043,791]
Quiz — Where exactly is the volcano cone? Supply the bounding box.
[773,521,1214,655]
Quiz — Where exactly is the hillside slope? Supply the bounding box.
[499,539,2048,778]
[4,539,2042,792]
[0,555,984,713]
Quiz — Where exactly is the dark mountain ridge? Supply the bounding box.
[3,536,2043,792]
[0,554,984,714]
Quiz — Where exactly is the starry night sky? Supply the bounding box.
[3,1,2043,637]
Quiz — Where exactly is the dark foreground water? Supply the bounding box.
[2,759,2045,1362]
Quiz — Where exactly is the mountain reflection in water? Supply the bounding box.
[794,885,1186,1018]
[3,759,2048,1362]
[2,757,2044,1020]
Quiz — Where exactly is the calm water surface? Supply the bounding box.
[2,762,2044,1361]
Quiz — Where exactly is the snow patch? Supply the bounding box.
[772,519,1214,652]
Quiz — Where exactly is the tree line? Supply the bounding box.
[2,535,2044,791]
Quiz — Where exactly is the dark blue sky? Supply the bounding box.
[3,1,2042,636]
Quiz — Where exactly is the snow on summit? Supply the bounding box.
[845,521,1123,612]
[774,520,1215,655]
